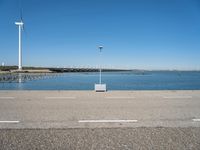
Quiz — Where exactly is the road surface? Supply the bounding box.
[0,90,200,149]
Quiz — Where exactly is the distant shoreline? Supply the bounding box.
[0,66,199,74]
[0,66,130,74]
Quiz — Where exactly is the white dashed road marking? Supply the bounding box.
[78,120,138,123]
[105,97,135,99]
[45,97,76,99]
[163,96,192,99]
[192,119,200,122]
[0,97,15,99]
[0,121,19,123]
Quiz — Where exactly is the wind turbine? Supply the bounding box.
[15,13,24,70]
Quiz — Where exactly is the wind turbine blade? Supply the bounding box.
[23,24,28,37]
[20,8,24,31]
[22,24,24,31]
[19,0,27,36]
[20,9,23,22]
[19,0,23,21]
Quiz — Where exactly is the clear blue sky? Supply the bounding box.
[0,0,200,70]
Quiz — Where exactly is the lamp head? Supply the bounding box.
[99,46,103,52]
[99,46,103,49]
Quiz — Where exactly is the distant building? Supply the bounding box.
[1,62,5,66]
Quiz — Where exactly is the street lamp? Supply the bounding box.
[94,45,107,92]
[99,46,103,84]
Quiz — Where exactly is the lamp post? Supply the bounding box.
[94,45,106,92]
[99,46,103,84]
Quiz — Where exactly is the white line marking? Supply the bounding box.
[105,97,135,99]
[0,121,19,123]
[0,97,15,99]
[45,97,76,99]
[192,119,200,122]
[78,120,138,123]
[163,96,192,99]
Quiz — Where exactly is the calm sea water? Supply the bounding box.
[0,71,200,90]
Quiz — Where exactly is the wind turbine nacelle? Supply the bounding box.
[15,22,23,25]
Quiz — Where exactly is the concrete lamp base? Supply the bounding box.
[95,84,106,92]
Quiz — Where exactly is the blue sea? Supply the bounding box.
[0,71,200,90]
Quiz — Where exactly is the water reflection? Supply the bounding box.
[18,73,22,83]
[17,73,23,89]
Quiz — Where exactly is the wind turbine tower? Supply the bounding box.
[15,20,23,70]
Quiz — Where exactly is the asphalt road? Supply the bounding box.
[0,90,200,149]
[1,128,200,150]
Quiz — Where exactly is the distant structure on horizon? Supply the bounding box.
[1,62,5,66]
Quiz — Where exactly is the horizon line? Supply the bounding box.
[1,65,200,71]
